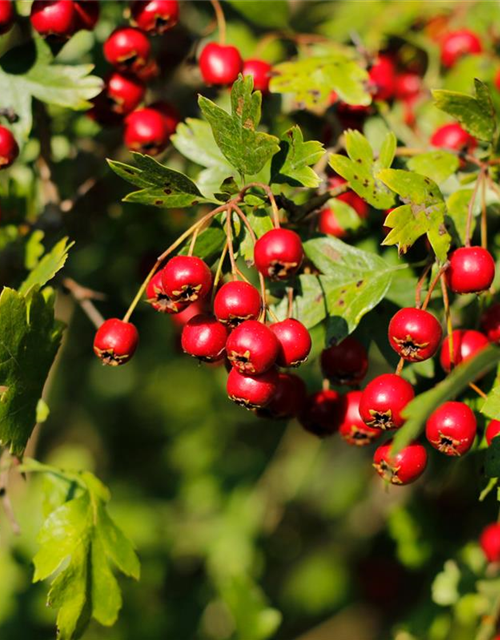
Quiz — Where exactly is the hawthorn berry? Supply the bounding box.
[394,73,421,101]
[480,522,500,563]
[263,373,307,419]
[149,101,180,138]
[199,42,243,86]
[485,420,500,446]
[169,299,207,329]
[124,107,171,156]
[369,55,397,101]
[446,246,495,294]
[227,367,278,409]
[103,27,152,73]
[481,303,500,343]
[318,207,347,238]
[329,176,369,219]
[131,0,178,34]
[359,373,415,431]
[0,0,15,35]
[181,314,228,362]
[339,390,382,447]
[440,29,482,68]
[388,307,442,362]
[425,401,477,456]
[299,389,342,438]
[373,440,427,485]
[495,68,500,93]
[440,329,489,372]
[320,336,368,386]
[146,270,187,313]
[226,320,279,375]
[162,256,213,303]
[269,318,311,368]
[430,123,476,154]
[254,228,304,281]
[73,0,99,30]
[213,281,262,327]
[242,59,272,93]
[102,72,146,116]
[30,0,77,39]
[0,126,19,170]
[93,318,139,366]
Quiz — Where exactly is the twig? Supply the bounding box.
[415,261,433,308]
[422,262,449,310]
[210,0,226,45]
[0,450,21,536]
[465,169,484,247]
[62,278,106,329]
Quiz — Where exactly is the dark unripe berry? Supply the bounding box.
[480,523,500,563]
[146,270,187,313]
[162,256,212,303]
[359,373,414,431]
[30,0,77,39]
[103,72,146,115]
[0,0,15,35]
[131,0,179,34]
[369,55,397,101]
[254,228,304,281]
[446,247,495,294]
[486,420,500,446]
[320,336,368,386]
[394,73,421,101]
[430,123,476,154]
[425,401,477,456]
[318,208,347,238]
[481,303,500,343]
[199,42,243,86]
[124,108,171,156]
[299,389,342,438]
[226,320,279,374]
[104,27,151,73]
[181,314,228,362]
[339,390,382,447]
[73,0,99,30]
[440,329,489,372]
[373,440,427,485]
[93,318,139,366]
[269,318,311,367]
[227,367,278,409]
[388,307,442,362]
[213,281,262,327]
[242,59,272,93]
[263,373,307,419]
[440,29,482,68]
[0,126,19,169]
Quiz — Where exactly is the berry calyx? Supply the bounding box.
[481,303,500,343]
[242,59,272,93]
[299,389,342,438]
[485,420,500,446]
[480,523,500,563]
[181,314,228,362]
[320,336,368,386]
[440,29,482,68]
[440,329,489,372]
[93,318,139,366]
[226,319,279,374]
[263,373,307,419]
[425,401,477,456]
[103,27,152,73]
[369,55,397,101]
[388,307,442,362]
[199,42,243,86]
[0,126,19,169]
[269,318,311,368]
[339,390,382,447]
[227,367,278,409]
[30,0,77,39]
[359,373,415,431]
[254,228,304,281]
[213,281,262,327]
[373,440,427,485]
[0,0,15,35]
[318,207,347,238]
[102,72,146,115]
[430,123,476,154]
[162,256,213,303]
[146,270,187,313]
[124,107,171,156]
[446,246,495,294]
[130,0,179,34]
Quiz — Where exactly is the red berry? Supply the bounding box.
[162,256,212,303]
[169,299,207,329]
[199,42,243,86]
[320,336,368,386]
[0,0,15,35]
[373,440,427,485]
[227,367,278,409]
[299,389,342,438]
[394,73,421,101]
[263,373,307,419]
[481,303,500,343]
[485,420,500,446]
[269,318,311,367]
[318,207,347,238]
[30,0,77,39]
[124,107,171,155]
[213,281,262,327]
[359,373,415,431]
[0,126,18,170]
[338,390,382,446]
[388,307,442,362]
[425,401,477,456]
[329,176,369,218]
[440,329,489,372]
[149,101,180,138]
[131,0,179,34]
[430,123,476,154]
[369,55,397,101]
[254,228,304,281]
[93,318,139,366]
[226,320,279,375]
[494,68,500,92]
[446,247,495,294]
[242,59,272,93]
[102,72,146,116]
[480,523,500,563]
[146,270,187,313]
[73,0,99,30]
[104,27,151,73]
[440,29,482,68]
[181,313,228,362]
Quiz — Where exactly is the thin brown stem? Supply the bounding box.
[211,243,229,304]
[415,261,433,309]
[469,382,487,399]
[225,207,238,280]
[440,275,454,369]
[62,278,106,329]
[422,262,450,310]
[481,173,488,250]
[465,169,484,247]
[0,450,21,535]
[210,0,226,45]
[395,357,405,376]
[287,287,294,319]
[241,182,281,227]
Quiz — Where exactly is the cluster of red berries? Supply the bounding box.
[199,42,272,93]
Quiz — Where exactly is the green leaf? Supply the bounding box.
[433,79,497,142]
[0,288,63,456]
[0,39,102,140]
[329,130,395,209]
[323,198,362,233]
[432,561,461,606]
[199,75,280,177]
[226,0,289,27]
[446,189,476,246]
[179,222,226,263]
[485,438,500,479]
[19,237,74,296]
[481,386,500,420]
[377,169,451,262]
[270,52,371,109]
[270,126,324,188]
[238,209,274,262]
[107,154,208,208]
[407,151,460,184]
